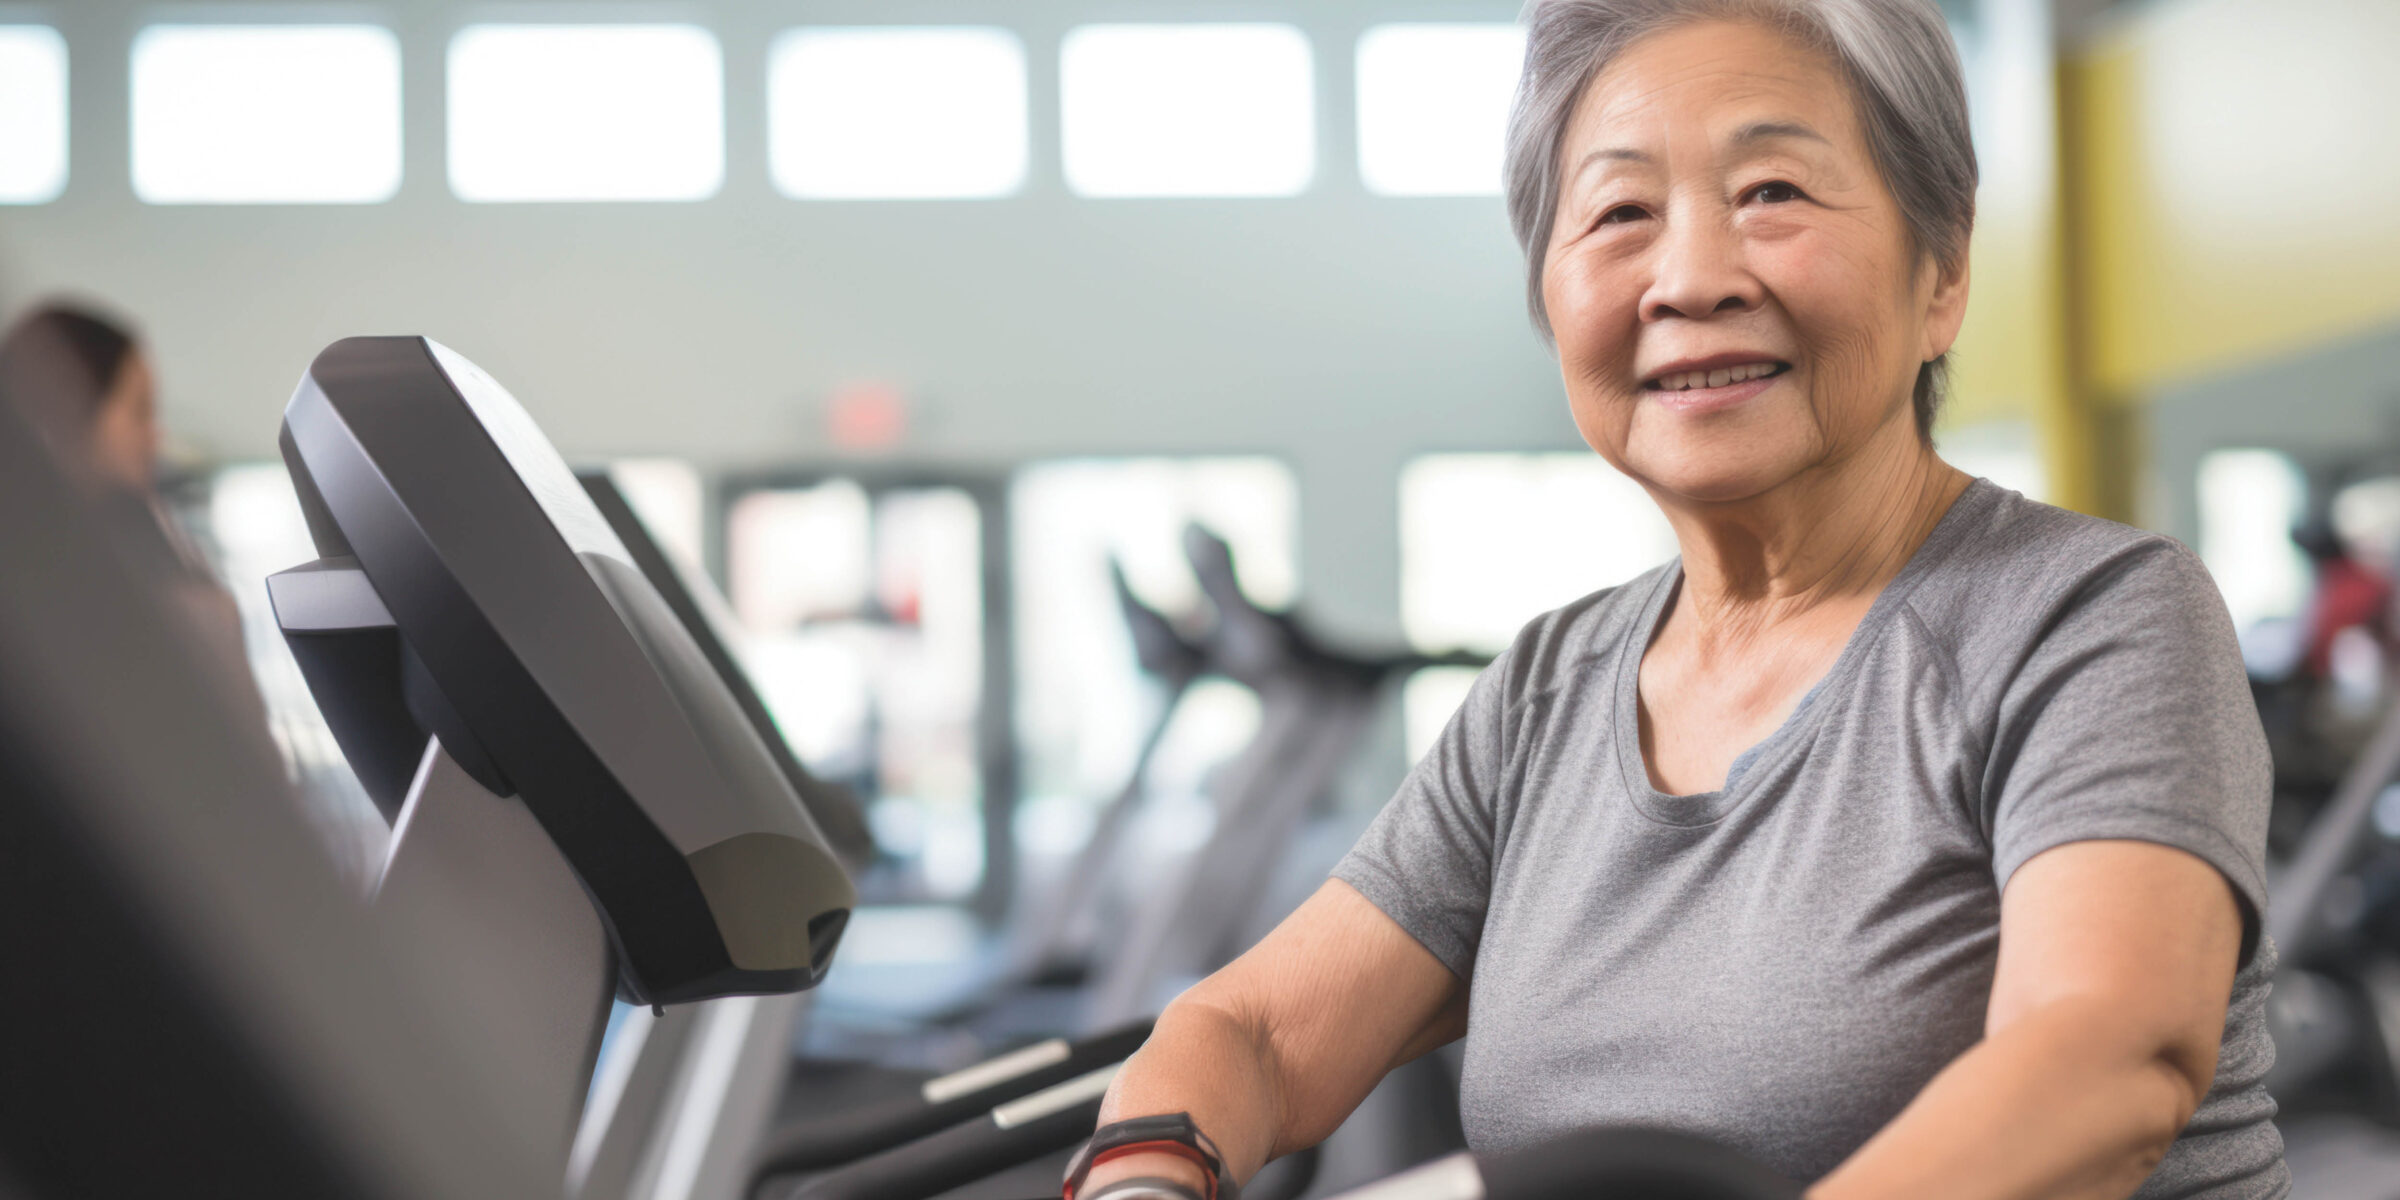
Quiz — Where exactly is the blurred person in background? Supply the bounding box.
[2248,519,2392,855]
[0,301,263,719]
[2293,519,2393,685]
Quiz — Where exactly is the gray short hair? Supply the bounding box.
[1505,0,1976,432]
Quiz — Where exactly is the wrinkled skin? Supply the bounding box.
[1542,19,1967,511]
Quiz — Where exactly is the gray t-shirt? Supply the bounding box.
[1334,480,2286,1196]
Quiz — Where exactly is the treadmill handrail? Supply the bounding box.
[774,1065,1121,1200]
[750,1018,1155,1185]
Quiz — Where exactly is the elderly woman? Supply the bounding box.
[1068,0,2283,1197]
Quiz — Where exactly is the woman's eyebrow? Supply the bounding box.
[1730,119,1830,148]
[1577,145,1654,168]
[1568,145,1655,187]
[1575,121,1826,177]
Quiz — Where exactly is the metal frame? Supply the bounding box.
[571,994,806,1200]
[374,740,619,1160]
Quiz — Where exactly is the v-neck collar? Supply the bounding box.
[1609,478,1995,828]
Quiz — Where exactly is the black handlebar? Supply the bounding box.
[751,1019,1153,1188]
[773,1065,1115,1200]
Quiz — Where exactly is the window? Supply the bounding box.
[727,479,988,900]
[1401,453,1676,655]
[769,27,1027,200]
[2195,449,2310,652]
[604,458,706,574]
[1010,458,1297,873]
[196,465,387,886]
[1355,24,1523,197]
[130,25,401,205]
[2333,475,2400,580]
[1399,453,1678,760]
[1935,418,2049,502]
[1060,24,1315,198]
[0,26,67,204]
[448,25,723,203]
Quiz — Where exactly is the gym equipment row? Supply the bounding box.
[15,334,2400,1199]
[0,335,1801,1200]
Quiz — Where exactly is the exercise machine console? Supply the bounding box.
[268,336,856,1157]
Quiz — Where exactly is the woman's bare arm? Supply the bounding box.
[1810,840,2244,1200]
[1081,879,1466,1193]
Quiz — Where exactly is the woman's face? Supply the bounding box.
[91,350,160,493]
[1543,20,1967,505]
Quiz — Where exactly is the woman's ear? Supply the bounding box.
[1920,252,1971,363]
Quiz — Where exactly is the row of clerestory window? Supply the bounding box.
[0,22,1528,206]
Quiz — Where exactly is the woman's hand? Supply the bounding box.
[1084,879,1467,1193]
[1810,840,2245,1200]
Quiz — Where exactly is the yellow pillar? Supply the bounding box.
[2040,47,2115,522]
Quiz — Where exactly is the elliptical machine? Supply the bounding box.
[269,337,1178,1200]
[266,336,857,1193]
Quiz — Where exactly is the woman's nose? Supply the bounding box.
[1639,213,1762,323]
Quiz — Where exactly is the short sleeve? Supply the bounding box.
[1984,539,2273,959]
[1331,645,1516,981]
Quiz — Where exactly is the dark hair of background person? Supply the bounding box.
[1,302,271,731]
[0,302,141,446]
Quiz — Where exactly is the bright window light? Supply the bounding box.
[2196,449,2310,639]
[1356,24,1524,197]
[1011,458,1297,830]
[0,27,67,204]
[448,25,723,203]
[727,479,991,900]
[1400,453,1678,761]
[1060,24,1315,198]
[1936,418,2048,502]
[130,26,401,205]
[1401,453,1678,655]
[606,458,706,574]
[769,27,1027,200]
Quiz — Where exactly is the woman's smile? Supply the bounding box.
[1638,356,1792,416]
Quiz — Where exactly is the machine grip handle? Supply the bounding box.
[753,1021,1150,1182]
[782,1064,1120,1200]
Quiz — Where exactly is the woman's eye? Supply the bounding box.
[1747,181,1805,204]
[1596,203,1648,226]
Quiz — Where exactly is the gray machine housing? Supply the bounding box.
[270,336,853,1007]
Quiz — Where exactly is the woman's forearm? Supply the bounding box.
[1811,997,2207,1200]
[1075,882,1467,1195]
[1094,993,1289,1184]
